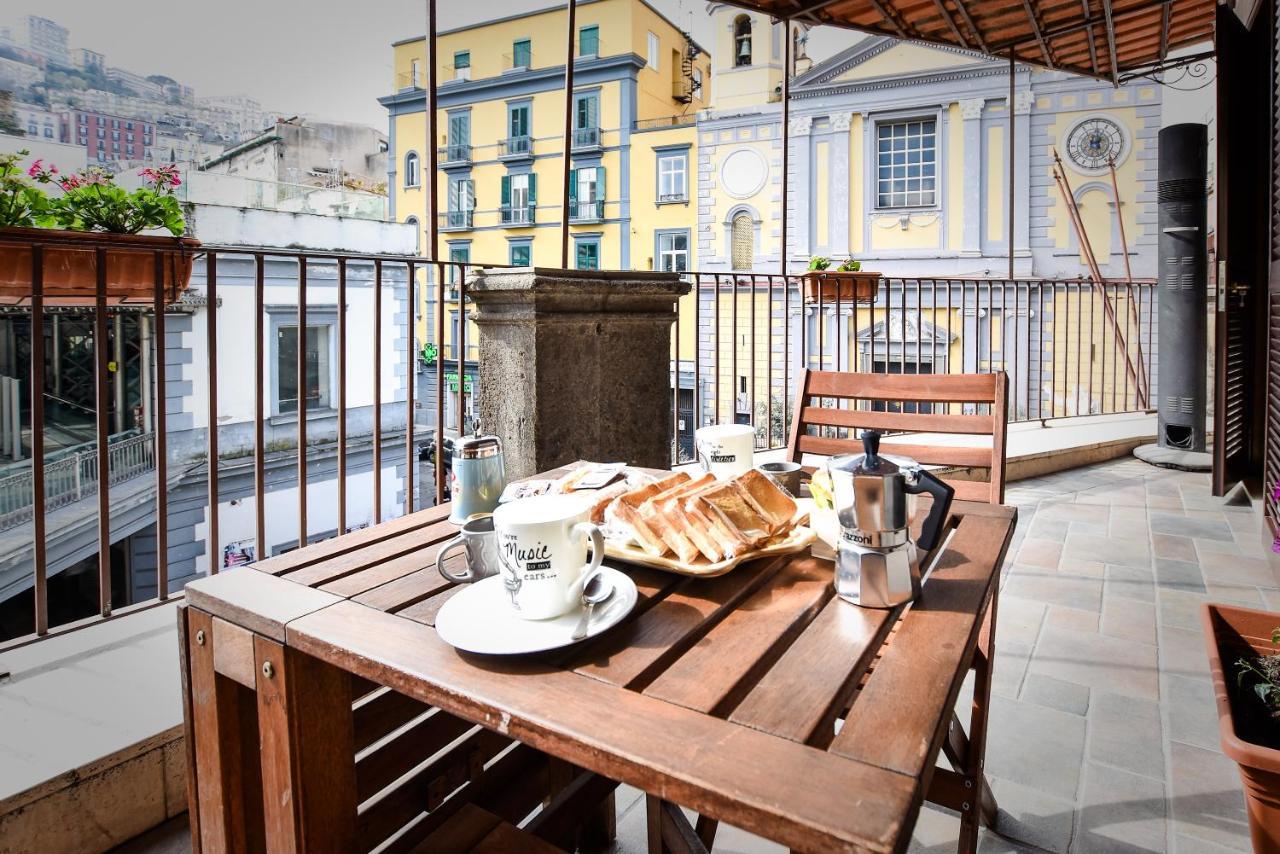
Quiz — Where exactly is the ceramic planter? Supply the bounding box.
[802,270,880,304]
[1202,602,1280,853]
[0,227,200,306]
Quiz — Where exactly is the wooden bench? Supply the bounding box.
[785,369,1009,504]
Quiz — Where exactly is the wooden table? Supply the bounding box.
[178,483,1016,854]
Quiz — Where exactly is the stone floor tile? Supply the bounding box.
[1005,569,1103,614]
[1144,494,1185,511]
[994,639,1034,699]
[1101,596,1156,645]
[1168,742,1251,851]
[1039,501,1111,525]
[1028,517,1070,541]
[909,805,963,854]
[1175,833,1251,853]
[998,595,1048,648]
[1017,539,1064,570]
[1070,521,1111,537]
[1087,691,1165,780]
[1064,533,1151,569]
[1160,588,1211,632]
[984,776,1075,853]
[1153,558,1207,594]
[1021,673,1090,716]
[1106,565,1157,605]
[1164,673,1222,752]
[1075,763,1168,853]
[1151,513,1234,542]
[1202,581,1264,608]
[1046,606,1100,634]
[1159,625,1211,681]
[1197,551,1278,588]
[1059,558,1106,578]
[1153,534,1198,563]
[985,695,1087,801]
[1028,625,1159,701]
[1195,538,1243,556]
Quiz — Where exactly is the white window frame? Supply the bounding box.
[657,152,688,202]
[510,173,531,210]
[874,117,938,210]
[647,32,660,70]
[404,151,421,188]
[657,231,689,272]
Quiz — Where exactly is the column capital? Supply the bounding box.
[958,98,985,121]
[1014,91,1034,115]
[831,113,853,132]
[788,115,813,136]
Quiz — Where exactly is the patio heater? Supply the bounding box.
[1137,123,1211,469]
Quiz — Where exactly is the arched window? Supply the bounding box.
[734,15,752,67]
[404,215,420,252]
[404,151,420,188]
[731,212,754,270]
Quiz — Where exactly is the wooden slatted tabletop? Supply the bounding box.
[180,475,1016,854]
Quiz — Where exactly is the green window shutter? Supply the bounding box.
[501,175,511,206]
[528,173,537,204]
[596,165,605,202]
[568,168,577,205]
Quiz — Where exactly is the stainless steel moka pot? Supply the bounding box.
[827,430,954,608]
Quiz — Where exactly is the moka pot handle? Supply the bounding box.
[904,468,954,553]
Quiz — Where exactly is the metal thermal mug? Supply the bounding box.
[448,434,506,524]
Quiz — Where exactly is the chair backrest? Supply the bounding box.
[786,369,1009,504]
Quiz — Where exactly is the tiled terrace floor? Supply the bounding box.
[124,457,1264,854]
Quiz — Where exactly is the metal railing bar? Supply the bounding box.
[434,261,445,507]
[374,259,383,524]
[337,258,347,535]
[406,260,416,516]
[207,253,219,575]
[153,252,169,600]
[253,255,266,559]
[714,274,721,425]
[94,248,111,614]
[297,258,308,549]
[31,246,47,635]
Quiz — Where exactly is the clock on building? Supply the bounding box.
[1064,116,1128,173]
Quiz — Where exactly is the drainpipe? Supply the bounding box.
[113,313,124,434]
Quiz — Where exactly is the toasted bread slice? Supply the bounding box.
[692,481,773,551]
[640,474,716,564]
[611,473,689,555]
[735,469,799,533]
[672,481,730,562]
[587,480,633,524]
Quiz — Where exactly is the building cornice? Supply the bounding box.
[792,63,1026,100]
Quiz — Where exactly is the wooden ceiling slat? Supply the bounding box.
[716,0,1211,79]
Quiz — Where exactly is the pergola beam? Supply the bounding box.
[1158,2,1171,58]
[988,0,1175,51]
[951,0,991,51]
[931,0,972,47]
[867,0,911,38]
[1081,0,1101,76]
[1100,0,1121,84]
[1020,0,1057,67]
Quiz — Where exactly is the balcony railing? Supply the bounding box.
[2,229,1160,649]
[572,127,601,150]
[440,210,473,230]
[569,200,605,222]
[500,205,536,226]
[500,136,534,158]
[440,143,472,164]
[658,190,688,203]
[0,430,155,532]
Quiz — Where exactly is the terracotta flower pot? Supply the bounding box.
[802,270,880,304]
[0,227,200,306]
[1202,602,1280,853]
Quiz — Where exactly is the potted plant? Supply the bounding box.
[0,151,199,306]
[802,256,880,304]
[1202,602,1280,851]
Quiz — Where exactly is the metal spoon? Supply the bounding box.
[571,573,614,641]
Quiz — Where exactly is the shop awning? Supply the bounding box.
[716,0,1214,82]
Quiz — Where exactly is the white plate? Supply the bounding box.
[435,566,638,655]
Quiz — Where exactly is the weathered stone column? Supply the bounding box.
[466,268,690,480]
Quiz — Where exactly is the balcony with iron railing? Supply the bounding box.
[568,199,606,223]
[439,143,472,165]
[572,126,601,151]
[499,135,534,159]
[500,204,536,226]
[440,210,474,231]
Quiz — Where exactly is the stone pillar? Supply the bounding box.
[829,113,852,255]
[466,268,690,480]
[958,98,985,256]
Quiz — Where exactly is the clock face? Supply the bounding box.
[1066,117,1126,172]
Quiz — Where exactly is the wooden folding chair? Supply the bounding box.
[785,369,1009,504]
[783,368,1010,852]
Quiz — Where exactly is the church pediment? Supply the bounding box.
[794,36,999,92]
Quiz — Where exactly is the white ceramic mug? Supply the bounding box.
[695,423,755,479]
[492,494,604,620]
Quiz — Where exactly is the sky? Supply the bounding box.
[8,1,858,131]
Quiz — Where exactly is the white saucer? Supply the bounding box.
[435,566,638,655]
